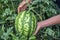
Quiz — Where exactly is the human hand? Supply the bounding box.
[34,22,43,35]
[34,15,60,35]
[18,0,31,13]
[18,1,27,13]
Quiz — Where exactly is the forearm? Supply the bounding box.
[40,15,60,28]
[34,15,60,35]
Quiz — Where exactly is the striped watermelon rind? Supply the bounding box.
[15,11,37,40]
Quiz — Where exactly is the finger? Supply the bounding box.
[33,31,37,35]
[33,25,40,35]
[18,5,24,13]
[18,7,21,13]
[18,2,27,13]
[19,1,26,8]
[18,5,22,13]
[18,5,27,13]
[21,5,27,11]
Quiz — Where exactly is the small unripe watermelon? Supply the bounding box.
[15,11,37,40]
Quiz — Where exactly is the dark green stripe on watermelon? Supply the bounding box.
[15,11,22,33]
[27,11,32,40]
[21,11,26,35]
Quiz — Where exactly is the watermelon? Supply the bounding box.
[15,11,37,40]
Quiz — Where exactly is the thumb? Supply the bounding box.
[33,31,37,36]
[33,26,41,35]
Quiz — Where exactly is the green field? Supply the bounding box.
[0,0,60,40]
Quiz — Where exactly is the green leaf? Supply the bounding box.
[45,28,55,37]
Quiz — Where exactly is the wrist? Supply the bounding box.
[38,20,51,28]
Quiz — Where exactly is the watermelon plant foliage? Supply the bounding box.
[0,0,60,40]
